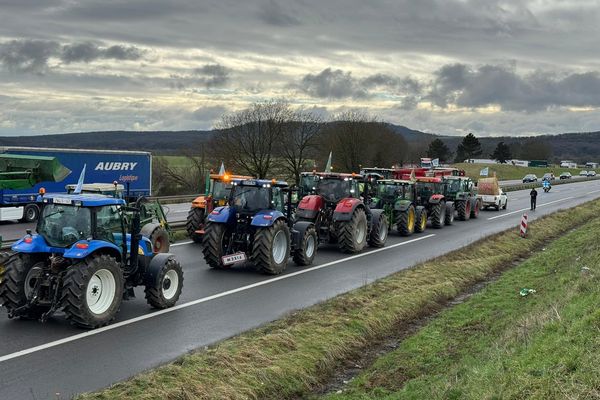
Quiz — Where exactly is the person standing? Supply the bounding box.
[530,187,538,210]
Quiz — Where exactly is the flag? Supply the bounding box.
[205,171,211,195]
[218,162,225,176]
[480,167,489,176]
[410,168,416,182]
[324,151,332,173]
[73,164,86,194]
[432,158,439,167]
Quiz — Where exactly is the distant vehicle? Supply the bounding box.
[522,174,538,183]
[541,173,555,181]
[587,170,597,177]
[580,170,589,176]
[529,160,548,168]
[559,172,572,180]
[561,161,578,168]
[585,162,599,169]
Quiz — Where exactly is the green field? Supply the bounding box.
[157,155,195,169]
[453,162,585,181]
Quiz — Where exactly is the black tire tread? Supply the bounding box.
[292,226,317,266]
[202,222,227,269]
[430,203,444,229]
[398,205,415,236]
[251,220,290,275]
[144,258,184,309]
[368,214,387,248]
[186,207,205,243]
[338,208,368,253]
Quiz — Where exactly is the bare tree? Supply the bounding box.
[152,146,210,196]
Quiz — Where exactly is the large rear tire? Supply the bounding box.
[470,199,481,219]
[415,208,427,233]
[61,254,124,329]
[251,219,291,275]
[145,258,184,309]
[456,200,471,221]
[368,213,388,248]
[202,222,229,269]
[398,205,416,236]
[430,202,445,229]
[338,208,368,253]
[292,225,318,266]
[444,202,455,225]
[186,207,205,243]
[0,254,49,319]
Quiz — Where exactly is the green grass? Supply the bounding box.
[79,200,600,400]
[157,155,195,169]
[324,212,600,400]
[453,163,583,182]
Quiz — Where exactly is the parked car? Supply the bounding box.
[559,172,572,180]
[541,173,555,181]
[588,170,597,177]
[522,174,538,183]
[580,170,589,176]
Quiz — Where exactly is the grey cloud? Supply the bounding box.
[61,42,144,63]
[429,63,600,112]
[63,0,187,20]
[258,0,300,26]
[192,105,228,122]
[0,39,59,73]
[171,63,231,89]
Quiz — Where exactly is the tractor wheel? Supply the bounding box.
[145,258,184,309]
[61,254,124,329]
[251,219,291,275]
[444,203,455,225]
[415,208,427,233]
[430,202,445,229]
[149,227,170,253]
[202,222,229,269]
[368,213,388,248]
[186,207,205,243]
[470,199,481,219]
[292,225,318,266]
[338,208,368,253]
[398,205,416,236]
[21,204,40,223]
[456,200,471,221]
[0,254,49,319]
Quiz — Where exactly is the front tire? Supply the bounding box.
[145,258,184,309]
[415,208,427,233]
[61,254,124,329]
[430,202,445,229]
[398,205,416,236]
[251,219,291,275]
[338,208,368,253]
[368,213,388,248]
[470,199,481,219]
[202,222,229,269]
[444,203,455,225]
[456,200,471,221]
[186,207,205,243]
[293,225,318,266]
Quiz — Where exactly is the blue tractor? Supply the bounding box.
[202,178,317,274]
[0,193,184,329]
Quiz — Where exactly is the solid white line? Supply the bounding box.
[587,189,600,194]
[487,197,575,220]
[0,234,435,364]
[172,241,193,247]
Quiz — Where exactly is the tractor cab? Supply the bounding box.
[371,179,415,208]
[414,177,443,204]
[442,176,476,200]
[228,178,287,215]
[300,172,363,205]
[360,167,394,180]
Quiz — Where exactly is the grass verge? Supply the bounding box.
[80,199,600,400]
[324,204,600,399]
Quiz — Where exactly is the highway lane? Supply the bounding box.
[1,180,600,399]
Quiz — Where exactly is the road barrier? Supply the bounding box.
[520,214,528,237]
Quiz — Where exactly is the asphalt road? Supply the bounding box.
[500,174,588,186]
[2,180,600,399]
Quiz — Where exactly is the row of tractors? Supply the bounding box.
[185,166,482,276]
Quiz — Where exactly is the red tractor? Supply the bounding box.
[414,176,454,227]
[296,172,388,253]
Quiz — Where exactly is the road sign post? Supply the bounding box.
[520,213,528,237]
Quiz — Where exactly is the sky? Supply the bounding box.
[1,0,600,137]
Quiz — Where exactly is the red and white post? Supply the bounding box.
[520,213,528,237]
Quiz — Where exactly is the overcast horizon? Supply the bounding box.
[1,0,600,137]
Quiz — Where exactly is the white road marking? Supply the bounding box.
[172,241,193,247]
[0,234,435,364]
[487,197,575,220]
[587,189,600,194]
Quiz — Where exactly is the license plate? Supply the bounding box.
[53,197,72,205]
[221,252,247,266]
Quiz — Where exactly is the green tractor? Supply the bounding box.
[369,179,428,236]
[442,176,481,221]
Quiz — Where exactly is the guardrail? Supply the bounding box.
[148,194,197,204]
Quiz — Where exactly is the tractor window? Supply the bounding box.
[300,175,318,196]
[212,180,233,201]
[377,184,400,202]
[316,178,351,203]
[95,205,123,244]
[232,185,270,212]
[38,204,92,247]
[271,187,285,212]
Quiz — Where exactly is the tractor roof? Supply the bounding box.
[301,171,363,179]
[415,176,442,183]
[232,178,288,187]
[210,173,253,181]
[39,193,126,206]
[377,179,413,185]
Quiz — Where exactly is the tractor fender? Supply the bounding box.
[333,198,363,221]
[144,253,178,287]
[191,195,207,209]
[394,199,412,211]
[63,240,122,259]
[12,234,55,253]
[428,194,445,204]
[296,195,324,220]
[291,220,314,249]
[140,222,160,238]
[206,206,235,224]
[251,210,286,227]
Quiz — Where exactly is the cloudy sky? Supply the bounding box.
[1,0,600,136]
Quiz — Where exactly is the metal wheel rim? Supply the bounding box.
[420,213,427,230]
[24,265,43,299]
[355,218,366,244]
[379,218,388,241]
[86,268,117,315]
[162,269,179,300]
[26,207,36,220]
[272,230,288,264]
[408,209,415,230]
[153,237,162,253]
[305,234,316,258]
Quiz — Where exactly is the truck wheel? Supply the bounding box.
[22,204,40,223]
[368,213,388,248]
[503,200,508,210]
[150,227,170,253]
[470,199,481,219]
[415,208,427,233]
[398,205,416,236]
[444,203,455,225]
[292,225,318,266]
[430,202,445,229]
[145,258,184,309]
[0,255,49,319]
[251,219,291,275]
[202,222,229,269]
[338,208,368,253]
[186,207,205,243]
[456,200,471,221]
[61,254,124,329]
